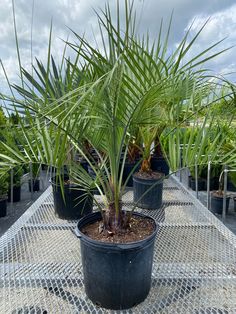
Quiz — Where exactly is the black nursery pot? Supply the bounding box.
[188,175,192,188]
[51,176,93,220]
[28,179,40,192]
[227,179,236,192]
[87,165,101,195]
[208,177,219,191]
[133,173,164,210]
[210,193,230,215]
[151,156,169,176]
[7,186,21,202]
[76,211,158,310]
[41,164,48,171]
[190,177,206,191]
[122,161,140,187]
[0,198,7,218]
[79,159,89,173]
[189,176,219,191]
[233,197,236,212]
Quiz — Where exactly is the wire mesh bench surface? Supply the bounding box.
[1,176,236,314]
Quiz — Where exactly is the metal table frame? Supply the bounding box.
[1,176,236,313]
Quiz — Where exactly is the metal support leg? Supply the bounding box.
[222,165,228,222]
[179,147,182,183]
[40,164,45,191]
[30,162,33,200]
[195,156,198,199]
[10,167,13,208]
[207,160,211,210]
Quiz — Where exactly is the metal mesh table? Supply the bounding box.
[1,176,236,313]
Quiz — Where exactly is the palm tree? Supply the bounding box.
[0,0,233,233]
[1,1,236,310]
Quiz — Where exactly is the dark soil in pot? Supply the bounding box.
[51,176,93,220]
[210,191,230,215]
[0,198,7,217]
[76,211,158,310]
[133,171,164,210]
[151,156,169,176]
[28,179,40,192]
[7,186,21,202]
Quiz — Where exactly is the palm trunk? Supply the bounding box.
[102,182,131,234]
[140,156,151,173]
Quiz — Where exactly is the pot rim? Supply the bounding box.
[211,191,230,199]
[133,171,164,182]
[50,175,84,189]
[76,211,158,250]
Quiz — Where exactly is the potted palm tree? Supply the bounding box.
[121,127,141,187]
[211,171,230,214]
[133,126,165,210]
[132,73,205,209]
[0,112,23,202]
[12,54,94,220]
[0,108,9,215]
[0,0,233,310]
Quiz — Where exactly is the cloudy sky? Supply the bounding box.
[0,0,236,94]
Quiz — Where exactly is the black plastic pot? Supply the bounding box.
[209,177,220,191]
[151,156,169,176]
[201,177,219,191]
[41,164,48,170]
[87,165,96,178]
[227,179,236,192]
[210,193,230,215]
[0,198,7,217]
[122,161,140,187]
[76,211,158,310]
[28,179,40,192]
[87,165,105,195]
[189,176,219,191]
[233,197,236,212]
[80,159,89,172]
[190,177,206,191]
[7,186,21,202]
[51,176,93,220]
[188,175,192,188]
[133,173,164,210]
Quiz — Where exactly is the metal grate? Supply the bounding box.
[1,176,236,313]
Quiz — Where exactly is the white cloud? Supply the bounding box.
[184,4,236,80]
[0,0,236,95]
